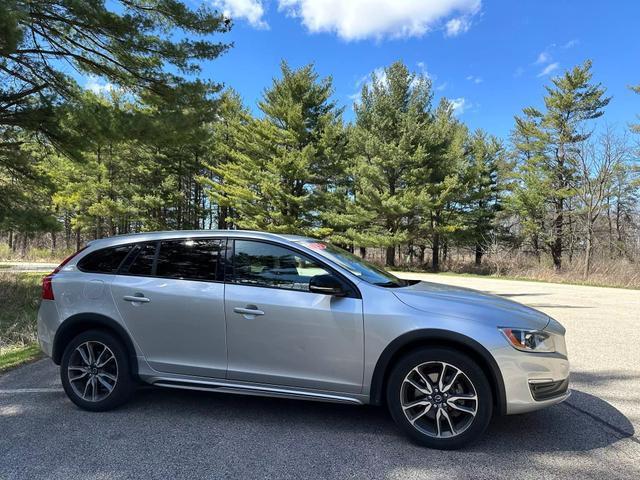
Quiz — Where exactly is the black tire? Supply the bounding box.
[386,348,492,450]
[60,329,135,411]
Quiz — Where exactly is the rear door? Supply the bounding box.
[224,239,364,393]
[111,238,227,378]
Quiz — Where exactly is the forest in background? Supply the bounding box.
[1,1,639,287]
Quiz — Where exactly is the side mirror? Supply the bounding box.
[309,274,345,296]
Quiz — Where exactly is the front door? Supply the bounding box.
[112,238,227,378]
[224,240,364,394]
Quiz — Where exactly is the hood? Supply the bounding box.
[392,281,550,330]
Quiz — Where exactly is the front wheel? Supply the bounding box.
[386,348,493,449]
[60,330,135,411]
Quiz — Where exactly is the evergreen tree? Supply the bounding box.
[0,0,231,228]
[349,61,435,266]
[205,62,346,235]
[512,60,610,269]
[460,130,504,266]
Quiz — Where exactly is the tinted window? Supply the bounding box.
[125,242,157,276]
[156,239,223,281]
[77,245,133,274]
[231,240,330,291]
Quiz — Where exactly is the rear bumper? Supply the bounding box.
[37,300,60,358]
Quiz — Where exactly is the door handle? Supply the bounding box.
[123,295,150,303]
[233,305,265,316]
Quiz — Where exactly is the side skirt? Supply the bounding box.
[151,378,365,405]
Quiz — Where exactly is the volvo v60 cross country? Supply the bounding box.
[38,230,570,449]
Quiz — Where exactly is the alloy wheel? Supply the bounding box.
[400,361,478,438]
[67,341,118,402]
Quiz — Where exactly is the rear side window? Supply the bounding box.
[156,239,224,281]
[125,242,157,276]
[77,245,133,274]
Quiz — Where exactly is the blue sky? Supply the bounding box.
[97,1,640,140]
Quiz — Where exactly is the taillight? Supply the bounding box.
[42,275,54,300]
[41,246,88,300]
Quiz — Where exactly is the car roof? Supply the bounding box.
[85,230,317,249]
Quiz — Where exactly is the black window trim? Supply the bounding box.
[116,237,227,284]
[226,238,361,299]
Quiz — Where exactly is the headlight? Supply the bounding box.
[499,327,556,353]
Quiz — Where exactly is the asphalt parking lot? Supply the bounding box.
[1,274,639,479]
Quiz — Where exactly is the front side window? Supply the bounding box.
[77,244,133,274]
[299,241,408,287]
[156,239,223,281]
[231,240,330,291]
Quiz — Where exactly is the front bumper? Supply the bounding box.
[492,345,570,415]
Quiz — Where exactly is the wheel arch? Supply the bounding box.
[52,313,139,379]
[369,329,507,415]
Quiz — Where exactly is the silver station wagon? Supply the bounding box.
[38,230,570,449]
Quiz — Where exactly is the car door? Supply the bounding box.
[111,238,227,378]
[224,239,364,394]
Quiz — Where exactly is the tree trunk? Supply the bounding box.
[359,246,366,259]
[551,199,563,270]
[385,245,395,267]
[219,205,228,229]
[475,243,483,266]
[442,240,448,265]
[584,220,593,279]
[432,232,440,272]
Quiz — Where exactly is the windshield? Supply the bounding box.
[299,241,407,287]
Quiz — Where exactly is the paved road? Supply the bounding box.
[0,262,57,273]
[1,274,639,479]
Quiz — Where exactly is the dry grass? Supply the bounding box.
[439,253,640,289]
[0,243,70,263]
[0,272,43,349]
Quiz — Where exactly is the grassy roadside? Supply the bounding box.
[0,272,43,373]
[0,344,42,372]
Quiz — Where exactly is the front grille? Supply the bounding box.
[529,378,569,401]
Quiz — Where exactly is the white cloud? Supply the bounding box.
[213,0,268,28]
[450,97,470,115]
[278,0,481,41]
[84,76,115,95]
[562,39,579,49]
[466,75,482,84]
[444,16,472,37]
[537,62,559,77]
[534,51,550,65]
[436,82,448,91]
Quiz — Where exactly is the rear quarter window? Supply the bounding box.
[77,245,134,274]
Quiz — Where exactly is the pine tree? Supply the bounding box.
[204,62,346,235]
[512,60,610,269]
[349,61,435,266]
[460,130,504,266]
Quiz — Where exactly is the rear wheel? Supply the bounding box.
[60,330,135,411]
[386,348,492,449]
